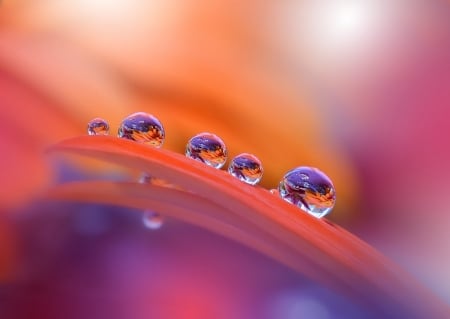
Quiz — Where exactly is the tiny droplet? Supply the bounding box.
[118,112,165,147]
[278,166,336,218]
[185,132,227,169]
[228,153,263,185]
[87,117,109,136]
[139,172,152,184]
[142,210,163,230]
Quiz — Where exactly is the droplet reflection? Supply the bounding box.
[278,166,336,218]
[87,117,109,136]
[228,153,263,185]
[118,112,165,148]
[185,132,227,169]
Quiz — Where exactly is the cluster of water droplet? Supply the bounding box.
[87,113,336,219]
[184,133,265,187]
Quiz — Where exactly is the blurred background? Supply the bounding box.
[0,0,449,318]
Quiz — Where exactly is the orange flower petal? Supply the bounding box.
[46,135,450,318]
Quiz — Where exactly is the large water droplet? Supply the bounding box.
[142,210,163,230]
[185,132,227,169]
[228,153,263,185]
[118,112,165,148]
[278,166,336,218]
[87,117,109,136]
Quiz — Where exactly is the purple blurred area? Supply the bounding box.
[0,200,375,319]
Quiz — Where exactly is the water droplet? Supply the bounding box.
[118,112,165,148]
[228,153,263,185]
[142,210,163,230]
[270,188,279,195]
[185,132,227,169]
[87,117,109,135]
[139,172,152,184]
[278,166,336,218]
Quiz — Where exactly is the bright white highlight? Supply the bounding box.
[318,1,373,43]
[332,3,367,35]
[280,0,380,57]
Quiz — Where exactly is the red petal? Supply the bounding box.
[47,135,449,318]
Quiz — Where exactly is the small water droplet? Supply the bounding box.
[185,132,227,169]
[87,117,109,135]
[228,153,263,185]
[270,188,279,195]
[142,210,163,230]
[139,172,152,184]
[118,112,165,148]
[278,166,336,218]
